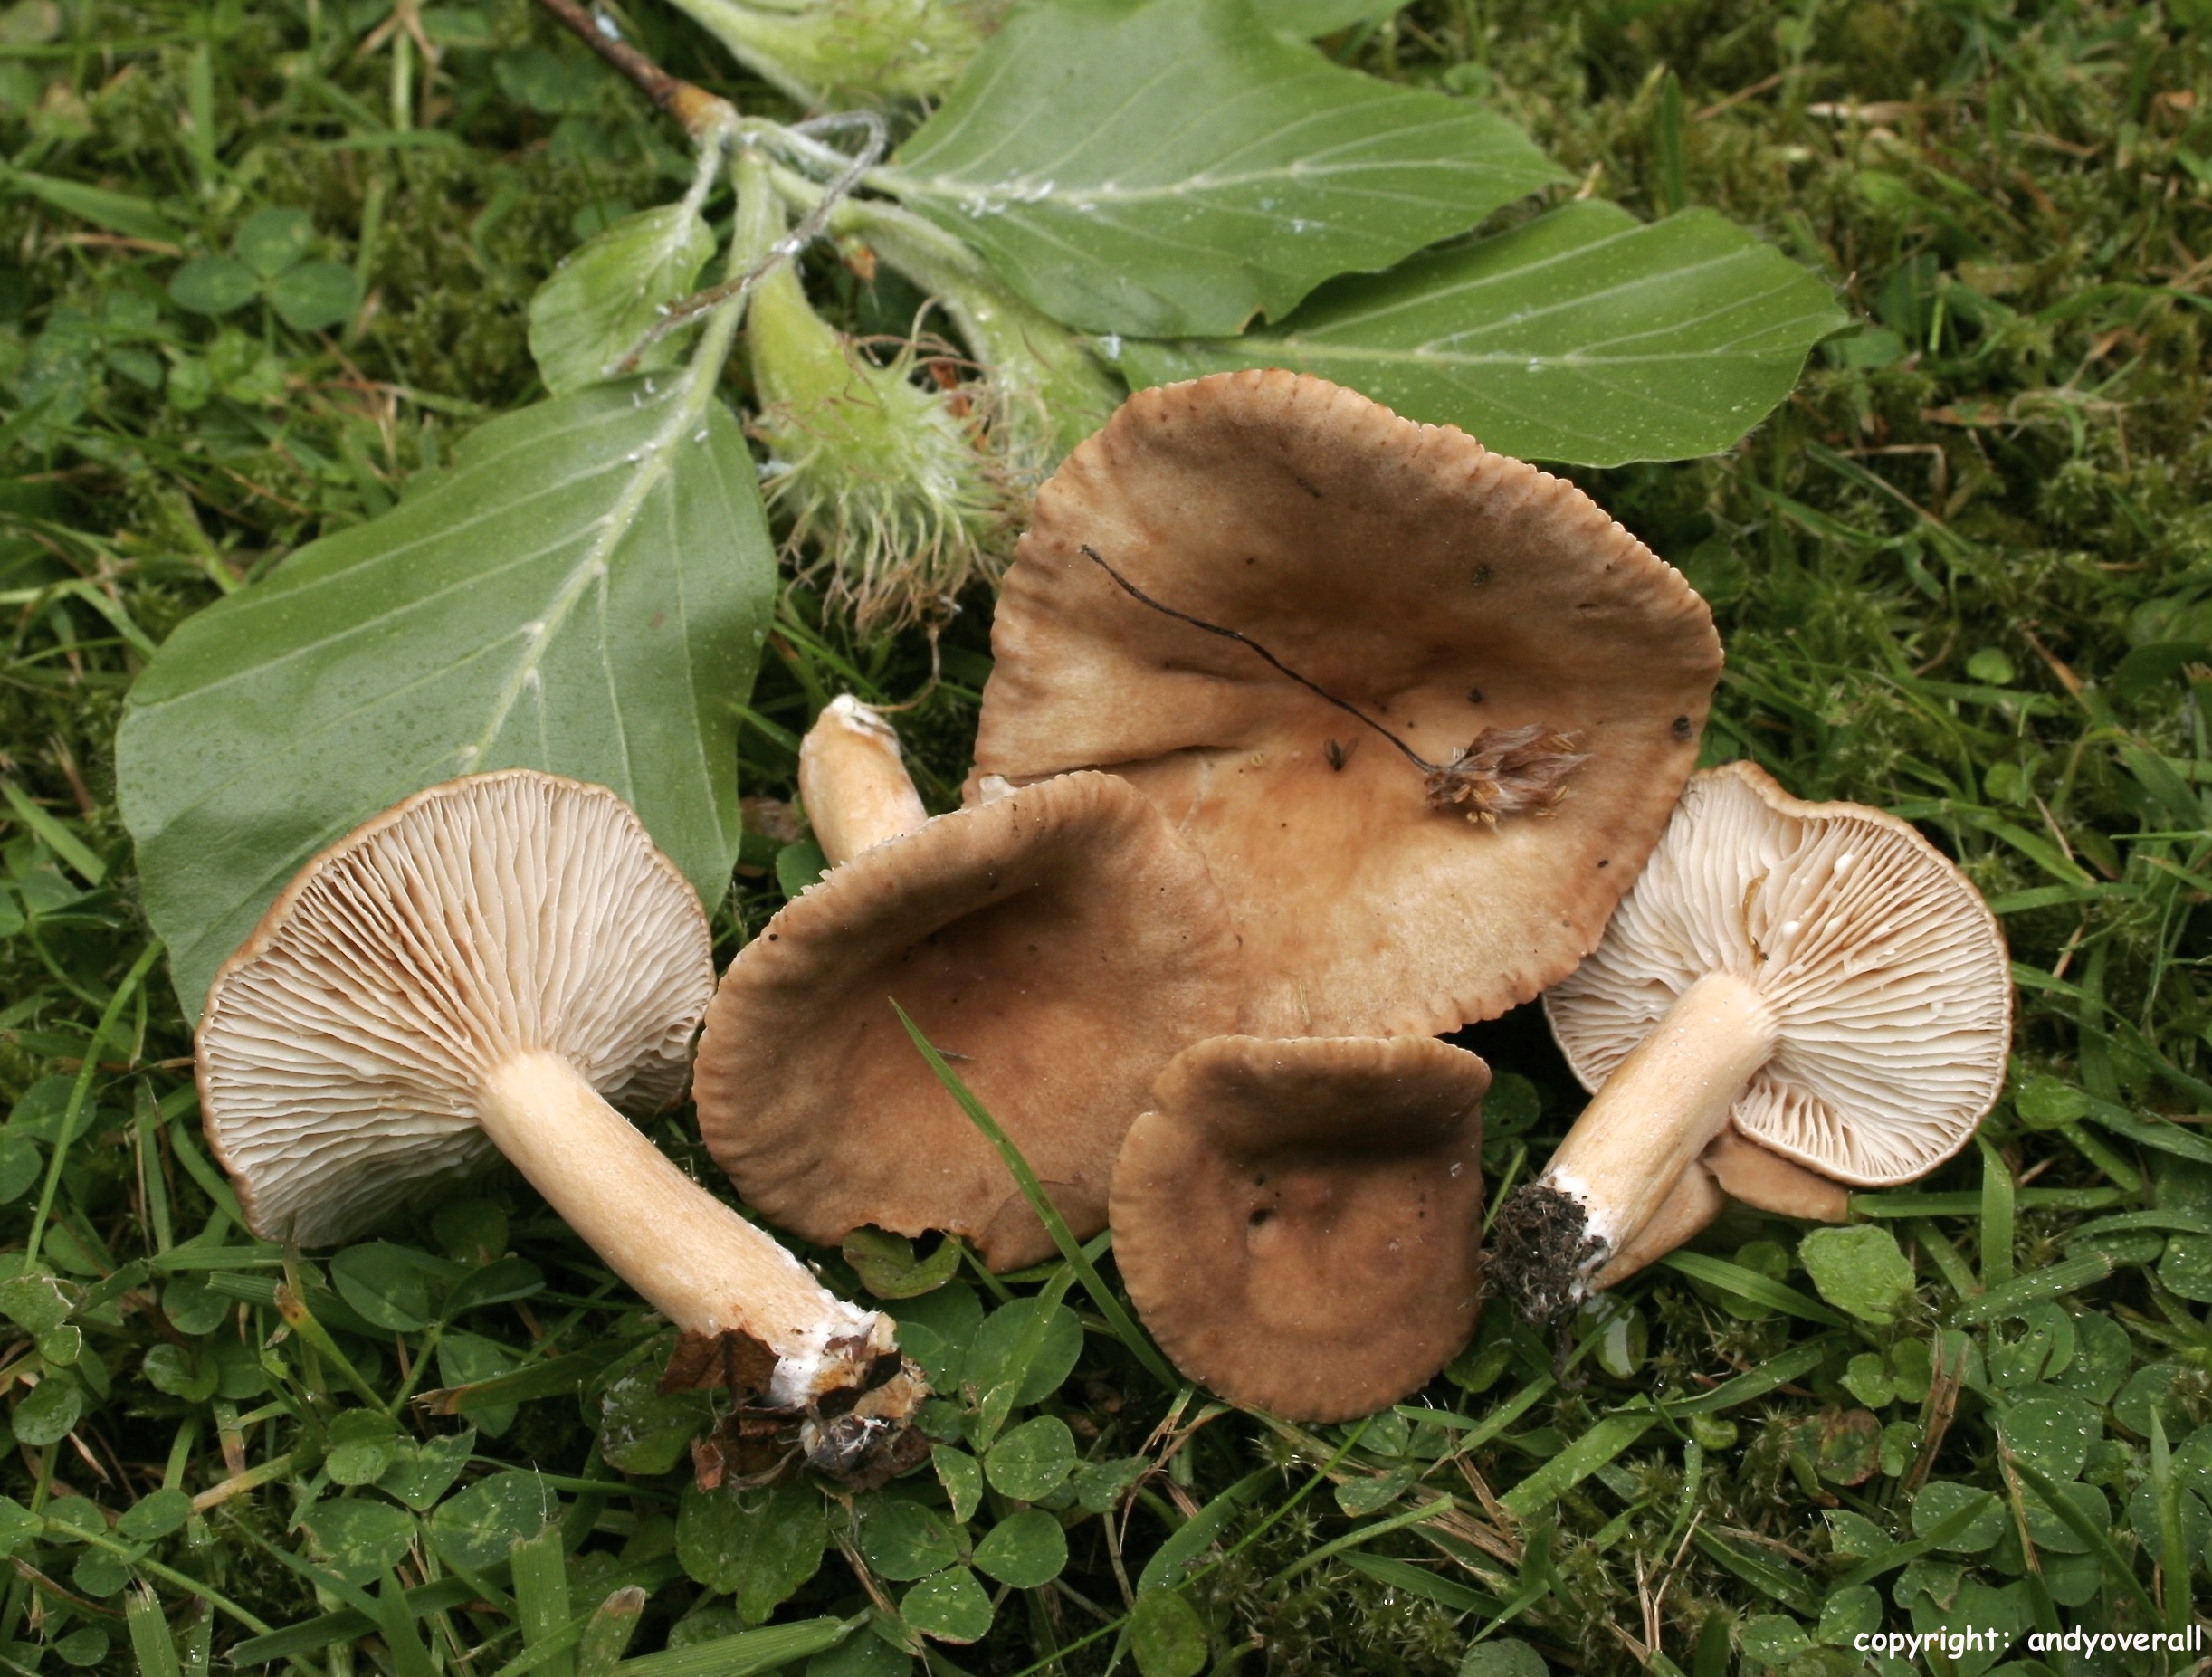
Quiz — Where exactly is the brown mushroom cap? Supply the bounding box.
[971,369,1721,1036]
[695,770,1239,1270]
[1545,760,2013,1188]
[1110,1034,1489,1423]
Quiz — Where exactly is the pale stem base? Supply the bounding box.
[477,1050,888,1406]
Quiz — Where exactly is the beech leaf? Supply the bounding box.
[884,0,1566,338]
[118,377,777,1015]
[1114,200,1848,465]
[529,204,717,395]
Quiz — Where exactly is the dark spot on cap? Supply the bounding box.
[1470,563,1492,588]
[1598,858,1609,868]
[1467,686,1483,705]
[1673,716,1693,739]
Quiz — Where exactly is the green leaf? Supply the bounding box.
[1116,200,1849,466]
[1908,1482,2003,1553]
[529,205,716,396]
[377,1428,477,1510]
[51,1627,108,1668]
[13,1371,82,1444]
[443,1255,546,1317]
[116,1487,193,1543]
[964,1297,1083,1407]
[971,1510,1067,1588]
[0,1270,73,1334]
[854,1493,960,1582]
[984,1415,1077,1501]
[301,1498,419,1585]
[841,1228,963,1300]
[267,261,361,332]
[597,1367,711,1476]
[899,1566,993,1644]
[0,1133,41,1205]
[234,207,316,278]
[428,1470,561,1573]
[1797,1225,1917,1326]
[140,1341,217,1403]
[1996,1393,2101,1481]
[162,1276,229,1335]
[774,838,827,898]
[885,0,1565,338]
[676,1479,826,1623]
[0,1498,39,1559]
[119,376,777,1016]
[167,255,260,316]
[931,1445,983,1525]
[326,1408,403,1487]
[1457,1643,1546,1677]
[329,1242,457,1331]
[1127,1589,1206,1677]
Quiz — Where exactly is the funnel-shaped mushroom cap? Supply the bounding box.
[1110,1034,1488,1423]
[1545,761,2011,1186]
[971,369,1721,1036]
[199,772,712,1246]
[695,771,1239,1271]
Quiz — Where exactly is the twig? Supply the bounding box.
[1079,544,1436,773]
[610,110,889,374]
[532,0,732,136]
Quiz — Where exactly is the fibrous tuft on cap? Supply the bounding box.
[198,772,712,1246]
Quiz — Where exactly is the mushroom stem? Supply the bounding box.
[477,1050,891,1408]
[799,695,930,867]
[1498,971,1777,1318]
[1591,1161,1723,1289]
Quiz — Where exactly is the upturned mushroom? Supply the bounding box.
[196,771,924,1476]
[695,699,1240,1271]
[1110,1034,1489,1423]
[969,369,1721,1036]
[1493,761,2012,1320]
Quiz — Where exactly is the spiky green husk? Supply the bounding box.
[667,0,1000,107]
[747,257,1010,636]
[838,198,1122,483]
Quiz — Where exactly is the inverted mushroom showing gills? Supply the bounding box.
[697,700,1240,1271]
[1493,761,2012,1320]
[971,368,1722,1037]
[1111,1034,1489,1423]
[196,771,924,1478]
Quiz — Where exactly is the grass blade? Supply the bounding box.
[893,1000,1178,1391]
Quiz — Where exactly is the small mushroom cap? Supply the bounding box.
[197,771,714,1247]
[1546,761,2012,1188]
[695,771,1239,1271]
[1110,1034,1489,1423]
[1702,1126,1850,1222]
[971,369,1721,1036]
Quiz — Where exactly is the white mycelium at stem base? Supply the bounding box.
[1536,969,1779,1263]
[197,771,897,1412]
[1498,760,2012,1319]
[797,694,929,867]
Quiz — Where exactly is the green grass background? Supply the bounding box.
[0,0,2207,1672]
